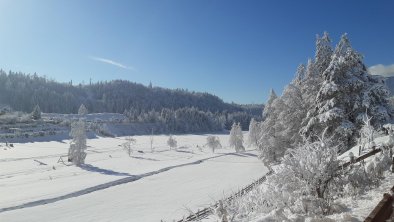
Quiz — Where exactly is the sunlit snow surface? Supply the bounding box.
[0,134,267,222]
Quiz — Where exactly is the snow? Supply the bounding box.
[0,133,267,222]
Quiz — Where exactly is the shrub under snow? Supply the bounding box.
[167,135,177,149]
[68,119,87,166]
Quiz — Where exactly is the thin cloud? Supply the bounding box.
[89,56,135,71]
[368,64,394,77]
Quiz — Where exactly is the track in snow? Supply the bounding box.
[0,152,247,213]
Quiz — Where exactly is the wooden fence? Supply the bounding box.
[341,148,382,168]
[175,170,273,222]
[364,185,394,222]
[175,147,391,222]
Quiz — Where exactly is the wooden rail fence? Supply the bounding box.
[364,185,394,222]
[175,170,273,222]
[341,148,382,168]
[175,146,391,222]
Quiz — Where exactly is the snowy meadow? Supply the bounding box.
[0,133,266,222]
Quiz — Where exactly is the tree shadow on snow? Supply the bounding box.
[229,152,258,157]
[80,164,131,176]
[130,156,159,161]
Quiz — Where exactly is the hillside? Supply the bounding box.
[0,70,262,115]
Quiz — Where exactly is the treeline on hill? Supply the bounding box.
[0,70,262,131]
[124,106,255,133]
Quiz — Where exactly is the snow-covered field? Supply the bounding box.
[0,133,267,222]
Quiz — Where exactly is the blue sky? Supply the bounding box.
[1,0,394,104]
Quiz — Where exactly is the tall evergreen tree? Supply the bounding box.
[262,89,278,119]
[314,32,333,75]
[248,118,260,147]
[301,34,390,151]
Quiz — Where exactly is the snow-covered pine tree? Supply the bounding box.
[301,34,390,151]
[206,135,222,153]
[68,119,87,166]
[262,89,277,119]
[301,33,333,114]
[31,105,41,120]
[247,118,260,147]
[314,31,333,75]
[258,95,282,163]
[293,64,306,86]
[276,81,306,149]
[167,135,177,149]
[78,104,88,115]
[229,122,245,152]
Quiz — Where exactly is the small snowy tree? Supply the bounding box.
[247,118,260,147]
[229,123,245,152]
[68,120,87,166]
[78,104,88,115]
[359,113,377,151]
[206,135,222,153]
[31,105,41,120]
[122,137,136,157]
[167,135,177,149]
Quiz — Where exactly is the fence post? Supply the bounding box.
[391,156,394,173]
[349,152,355,163]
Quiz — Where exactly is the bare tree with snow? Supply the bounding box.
[122,136,136,157]
[206,135,222,153]
[150,128,155,153]
[359,113,377,151]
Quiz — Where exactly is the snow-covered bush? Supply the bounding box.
[78,104,88,115]
[31,105,41,120]
[229,123,245,152]
[122,137,136,157]
[206,135,222,153]
[167,135,177,149]
[261,136,343,215]
[215,200,229,222]
[345,150,391,197]
[68,120,87,166]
